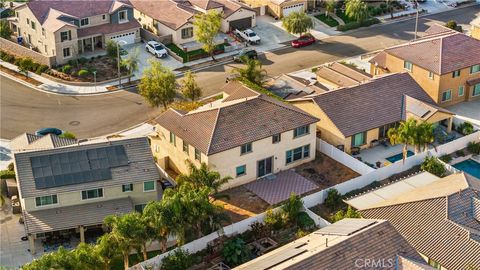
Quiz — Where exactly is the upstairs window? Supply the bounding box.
[441,90,452,102]
[452,70,461,78]
[80,18,89,26]
[169,132,176,146]
[118,10,127,22]
[272,133,281,144]
[143,181,155,192]
[35,195,58,207]
[60,30,71,42]
[31,21,36,30]
[81,188,103,200]
[194,148,201,161]
[240,143,252,155]
[403,61,413,72]
[471,64,480,74]
[122,183,133,192]
[102,14,107,20]
[428,71,434,80]
[183,141,189,153]
[294,125,310,138]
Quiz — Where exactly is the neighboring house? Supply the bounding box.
[369,24,480,106]
[471,17,480,40]
[315,62,373,89]
[241,0,314,18]
[150,80,318,189]
[264,73,328,100]
[290,73,455,154]
[236,218,433,270]
[346,171,480,270]
[11,0,141,65]
[11,134,160,254]
[131,0,256,46]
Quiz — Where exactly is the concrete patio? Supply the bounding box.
[447,99,480,128]
[354,143,416,167]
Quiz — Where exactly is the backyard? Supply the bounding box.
[215,186,270,223]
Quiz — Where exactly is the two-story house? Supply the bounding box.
[150,80,319,189]
[12,0,141,65]
[131,0,256,48]
[369,24,480,106]
[11,134,160,254]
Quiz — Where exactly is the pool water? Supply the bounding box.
[386,150,415,163]
[453,159,480,179]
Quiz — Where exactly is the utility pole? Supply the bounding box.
[117,42,121,88]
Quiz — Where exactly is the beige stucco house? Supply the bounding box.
[131,0,256,47]
[290,73,454,154]
[150,81,319,189]
[11,135,160,254]
[369,24,480,107]
[11,0,141,65]
[241,0,314,18]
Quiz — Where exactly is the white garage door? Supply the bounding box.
[282,3,305,17]
[110,31,136,45]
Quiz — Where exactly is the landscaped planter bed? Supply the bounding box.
[167,43,227,62]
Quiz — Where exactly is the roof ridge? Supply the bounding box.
[439,35,444,74]
[257,94,318,120]
[206,108,221,155]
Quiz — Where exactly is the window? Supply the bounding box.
[102,14,107,20]
[31,21,36,30]
[195,148,201,161]
[80,18,89,26]
[181,27,193,39]
[428,71,434,79]
[169,132,176,145]
[293,125,310,138]
[135,204,147,213]
[403,61,412,72]
[63,47,71,58]
[41,28,45,36]
[35,195,58,207]
[240,143,252,155]
[15,12,18,18]
[470,64,480,74]
[452,70,461,78]
[81,188,103,200]
[458,85,464,97]
[122,183,133,192]
[236,165,246,177]
[286,145,310,164]
[183,141,189,153]
[26,18,29,25]
[473,83,480,97]
[118,10,127,22]
[60,30,71,42]
[143,181,155,192]
[272,133,281,144]
[441,90,452,102]
[351,132,366,147]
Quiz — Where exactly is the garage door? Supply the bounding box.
[110,31,136,45]
[282,3,304,17]
[229,17,252,31]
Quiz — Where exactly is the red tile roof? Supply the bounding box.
[77,19,140,38]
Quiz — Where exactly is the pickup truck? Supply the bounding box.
[234,29,261,45]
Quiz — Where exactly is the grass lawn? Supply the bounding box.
[167,43,226,62]
[335,10,356,24]
[314,14,339,27]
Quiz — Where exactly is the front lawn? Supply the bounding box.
[167,43,226,62]
[315,14,339,27]
[335,10,356,24]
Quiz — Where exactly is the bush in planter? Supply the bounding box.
[61,65,72,74]
[337,18,380,31]
[324,188,342,211]
[331,206,361,223]
[282,192,303,223]
[296,212,315,229]
[161,249,194,270]
[35,64,49,75]
[421,156,446,177]
[222,237,252,267]
[467,142,480,155]
[78,57,88,65]
[264,209,286,231]
[457,122,474,135]
[455,150,465,157]
[439,154,452,163]
[78,69,90,78]
[250,221,269,240]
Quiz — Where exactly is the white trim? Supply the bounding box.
[81,188,104,200]
[122,183,133,193]
[62,46,72,59]
[118,10,128,24]
[143,180,156,192]
[441,89,452,103]
[34,194,59,208]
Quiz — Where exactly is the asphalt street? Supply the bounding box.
[0,6,478,139]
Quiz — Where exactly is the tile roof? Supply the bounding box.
[10,133,77,152]
[23,197,133,234]
[316,62,372,88]
[77,19,140,38]
[304,72,437,137]
[13,137,159,198]
[154,81,318,155]
[373,25,480,74]
[369,51,388,69]
[359,173,480,270]
[236,219,427,270]
[404,95,453,121]
[10,133,42,152]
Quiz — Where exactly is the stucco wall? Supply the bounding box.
[221,8,256,32]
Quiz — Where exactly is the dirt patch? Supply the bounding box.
[0,65,43,86]
[295,152,360,189]
[215,186,270,223]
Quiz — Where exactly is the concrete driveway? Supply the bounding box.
[123,43,184,78]
[251,16,296,52]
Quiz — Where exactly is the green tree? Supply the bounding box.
[143,201,174,253]
[385,0,395,19]
[232,57,267,85]
[0,20,12,39]
[161,249,194,270]
[332,206,361,222]
[222,237,252,267]
[176,161,231,197]
[387,118,435,162]
[95,233,122,270]
[193,10,222,60]
[445,20,463,32]
[73,243,103,270]
[282,192,303,223]
[345,0,369,22]
[421,156,446,177]
[106,40,119,59]
[22,247,77,270]
[138,60,177,109]
[180,71,202,101]
[122,47,140,84]
[18,58,34,79]
[324,188,342,211]
[326,0,336,17]
[282,11,314,36]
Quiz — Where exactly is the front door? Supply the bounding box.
[257,157,273,178]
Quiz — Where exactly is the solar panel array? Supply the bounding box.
[31,145,129,189]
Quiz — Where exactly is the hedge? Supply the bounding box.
[337,18,381,31]
[0,50,49,74]
[0,170,15,179]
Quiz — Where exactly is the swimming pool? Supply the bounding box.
[386,150,415,163]
[453,159,480,179]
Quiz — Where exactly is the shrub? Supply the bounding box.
[249,221,268,239]
[7,163,14,172]
[161,249,194,270]
[421,156,446,177]
[439,154,452,163]
[0,170,15,179]
[311,67,318,73]
[19,58,35,71]
[282,192,303,223]
[467,142,480,155]
[13,57,22,66]
[324,188,342,211]
[0,51,15,63]
[455,150,465,157]
[264,209,285,231]
[106,40,119,59]
[296,212,315,229]
[78,69,89,78]
[78,57,88,65]
[222,237,251,267]
[35,64,49,75]
[67,59,76,66]
[61,65,72,74]
[331,206,361,223]
[295,229,309,238]
[337,18,380,31]
[60,131,76,139]
[445,20,463,32]
[457,122,474,135]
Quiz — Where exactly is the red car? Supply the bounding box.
[291,35,316,48]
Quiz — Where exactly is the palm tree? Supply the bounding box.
[162,188,189,246]
[176,161,232,197]
[282,11,314,36]
[73,243,102,270]
[345,0,369,22]
[95,233,122,270]
[143,201,174,253]
[385,0,395,19]
[387,118,435,162]
[326,0,336,17]
[122,47,140,84]
[231,57,267,86]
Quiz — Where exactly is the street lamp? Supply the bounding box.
[116,40,127,88]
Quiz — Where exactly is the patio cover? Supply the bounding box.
[245,170,318,205]
[23,197,133,234]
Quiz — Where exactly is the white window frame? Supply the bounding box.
[35,195,58,207]
[122,183,133,192]
[118,10,128,23]
[458,85,464,97]
[80,18,89,27]
[441,90,452,102]
[102,14,107,21]
[404,61,413,72]
[471,64,480,74]
[143,181,156,192]
[236,165,247,177]
[60,30,71,42]
[428,71,434,80]
[63,47,72,59]
[81,188,104,200]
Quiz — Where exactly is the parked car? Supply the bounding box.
[145,41,168,58]
[233,49,258,62]
[35,127,63,136]
[291,35,316,48]
[234,29,261,45]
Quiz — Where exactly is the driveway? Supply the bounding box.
[251,16,296,53]
[123,43,184,78]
